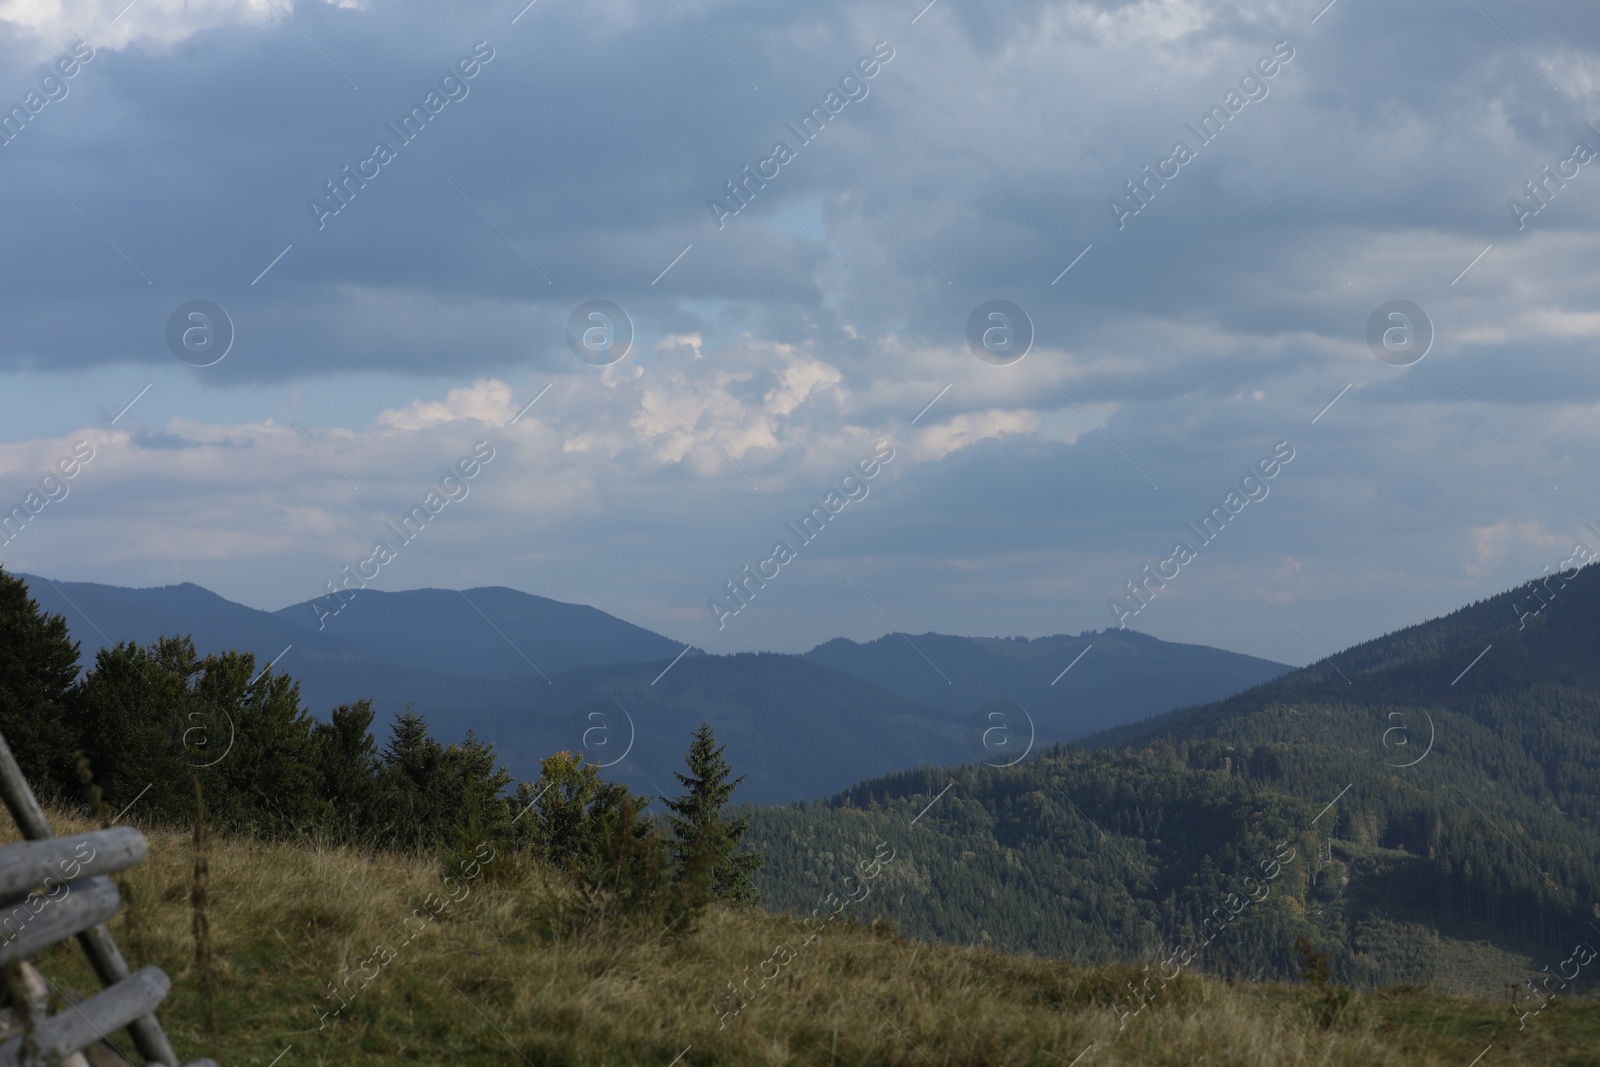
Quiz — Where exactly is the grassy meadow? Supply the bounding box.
[11,810,1600,1066]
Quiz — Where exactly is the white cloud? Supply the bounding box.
[912,408,1039,461]
[1465,520,1560,577]
[1543,47,1600,109]
[5,0,1600,663]
[376,380,517,431]
[0,0,306,58]
[654,333,704,360]
[763,353,843,418]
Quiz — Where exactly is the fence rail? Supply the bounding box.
[0,732,215,1067]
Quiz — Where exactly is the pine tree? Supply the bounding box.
[664,723,762,907]
[76,636,201,823]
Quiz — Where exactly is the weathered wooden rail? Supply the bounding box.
[0,732,215,1066]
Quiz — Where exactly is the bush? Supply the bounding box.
[534,793,716,939]
[1296,936,1356,1027]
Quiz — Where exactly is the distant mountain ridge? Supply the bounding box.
[18,573,1289,803]
[805,628,1289,743]
[18,575,691,679]
[271,585,689,680]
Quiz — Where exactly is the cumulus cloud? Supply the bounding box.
[1465,521,1561,577]
[0,0,308,58]
[1543,47,1600,109]
[377,380,517,431]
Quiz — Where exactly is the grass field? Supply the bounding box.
[15,811,1600,1066]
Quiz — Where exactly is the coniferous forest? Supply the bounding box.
[746,565,1600,993]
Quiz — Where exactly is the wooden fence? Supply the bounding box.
[0,732,215,1067]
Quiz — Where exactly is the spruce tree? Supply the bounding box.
[0,568,81,794]
[311,700,382,834]
[664,722,762,907]
[377,709,448,847]
[77,637,210,825]
[77,635,323,834]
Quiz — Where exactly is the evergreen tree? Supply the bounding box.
[665,723,762,907]
[515,749,634,867]
[374,709,514,850]
[196,646,321,835]
[76,636,205,823]
[76,635,321,834]
[0,569,83,794]
[311,701,383,834]
[441,729,514,856]
[580,792,709,933]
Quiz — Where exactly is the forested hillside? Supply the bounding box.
[747,565,1600,993]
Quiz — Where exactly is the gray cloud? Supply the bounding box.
[1,0,1597,665]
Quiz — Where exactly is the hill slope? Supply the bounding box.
[19,575,318,665]
[29,807,1597,1067]
[463,653,970,805]
[749,565,1600,992]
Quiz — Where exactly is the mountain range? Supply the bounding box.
[17,573,1288,803]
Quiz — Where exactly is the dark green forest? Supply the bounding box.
[745,565,1600,989]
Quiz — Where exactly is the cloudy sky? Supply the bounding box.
[0,0,1597,666]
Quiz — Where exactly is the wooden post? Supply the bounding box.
[0,734,179,1067]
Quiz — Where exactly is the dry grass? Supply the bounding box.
[9,810,1598,1066]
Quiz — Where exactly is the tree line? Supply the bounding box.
[0,568,762,928]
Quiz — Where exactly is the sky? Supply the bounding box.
[0,0,1597,667]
